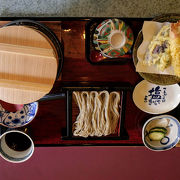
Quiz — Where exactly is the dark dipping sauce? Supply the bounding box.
[5,132,31,151]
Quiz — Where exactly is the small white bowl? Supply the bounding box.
[133,80,180,114]
[142,115,180,151]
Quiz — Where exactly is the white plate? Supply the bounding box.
[133,80,180,114]
[142,115,180,151]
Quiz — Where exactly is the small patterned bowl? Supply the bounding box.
[93,19,134,58]
[0,102,38,128]
[142,115,180,151]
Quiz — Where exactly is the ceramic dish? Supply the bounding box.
[133,80,180,114]
[133,14,180,85]
[93,19,134,58]
[142,115,180,151]
[0,102,38,128]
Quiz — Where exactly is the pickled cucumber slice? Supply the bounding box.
[149,127,167,134]
[148,131,165,141]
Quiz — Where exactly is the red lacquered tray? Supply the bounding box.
[1,17,178,147]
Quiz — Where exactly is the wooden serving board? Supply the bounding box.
[0,25,58,104]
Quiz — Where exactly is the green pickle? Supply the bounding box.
[148,127,167,141]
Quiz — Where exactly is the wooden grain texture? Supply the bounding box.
[2,19,179,147]
[30,20,145,146]
[29,19,180,147]
[0,43,55,58]
[0,25,58,104]
[60,20,142,84]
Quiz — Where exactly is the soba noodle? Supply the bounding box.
[73,91,120,137]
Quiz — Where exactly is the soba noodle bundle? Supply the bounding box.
[73,91,120,137]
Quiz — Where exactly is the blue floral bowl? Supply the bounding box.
[0,102,38,128]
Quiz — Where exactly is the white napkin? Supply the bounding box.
[136,21,174,75]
